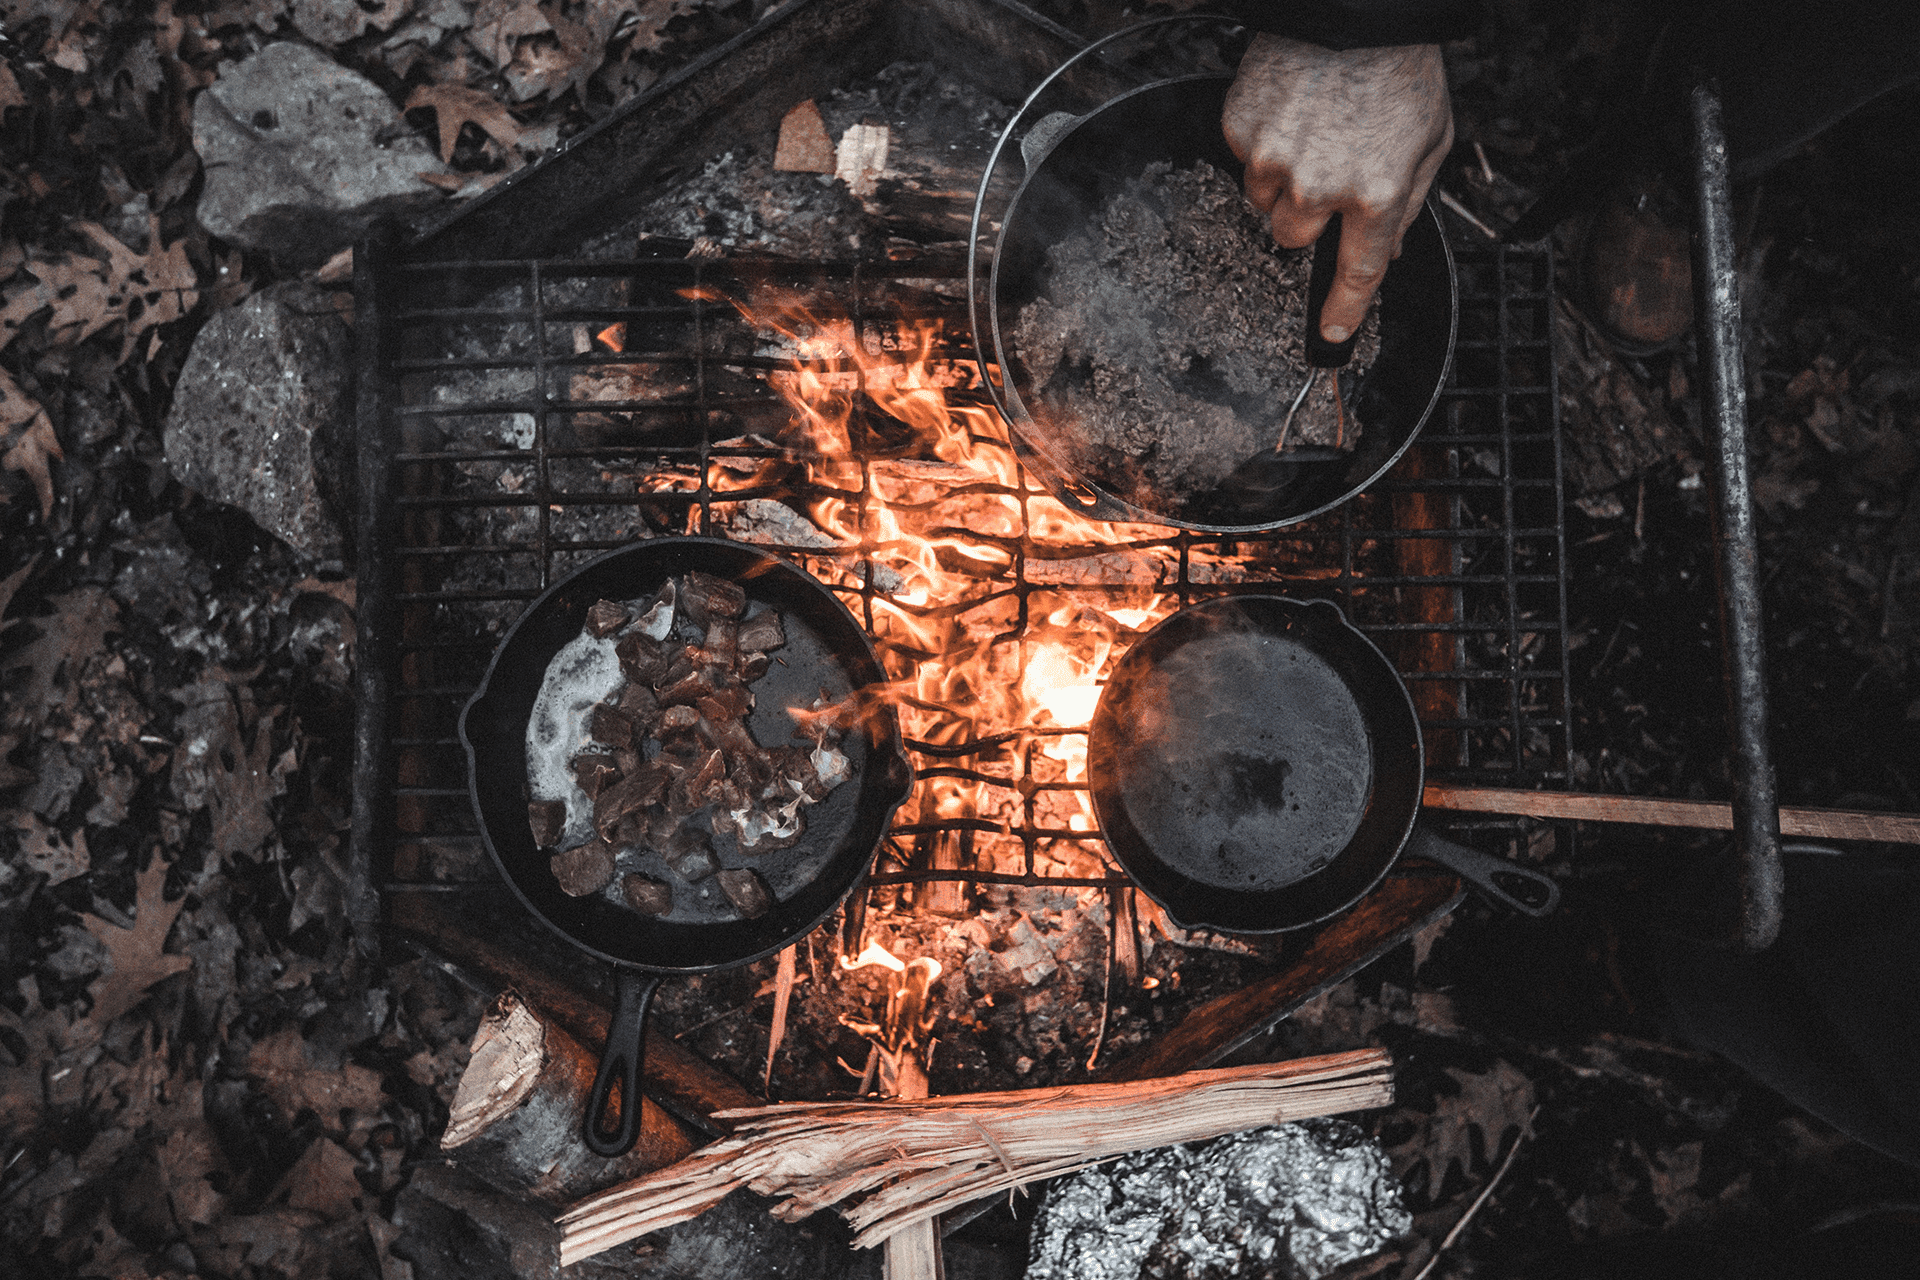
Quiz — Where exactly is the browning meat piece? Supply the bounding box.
[621,874,673,916]
[704,618,738,666]
[589,704,633,750]
[616,631,671,686]
[618,682,660,728]
[696,685,753,723]
[571,753,622,800]
[666,839,720,882]
[681,570,747,625]
[658,704,700,732]
[594,765,670,841]
[667,748,726,815]
[614,747,643,776]
[528,798,566,847]
[736,609,786,654]
[716,868,773,918]
[739,652,771,683]
[585,599,629,638]
[551,840,616,896]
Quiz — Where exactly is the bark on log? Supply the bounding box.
[443,990,697,1204]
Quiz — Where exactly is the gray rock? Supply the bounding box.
[193,42,447,266]
[165,282,353,560]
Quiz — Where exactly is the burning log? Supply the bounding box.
[443,990,696,1204]
[556,1048,1396,1265]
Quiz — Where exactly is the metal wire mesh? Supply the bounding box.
[363,238,1567,897]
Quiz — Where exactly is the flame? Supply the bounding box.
[595,322,626,352]
[839,941,907,973]
[704,285,1181,870]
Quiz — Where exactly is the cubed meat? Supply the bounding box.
[696,684,753,723]
[667,748,726,815]
[621,874,673,916]
[704,618,738,666]
[594,766,669,841]
[736,610,786,654]
[658,704,700,732]
[571,753,622,800]
[589,704,633,750]
[681,571,747,625]
[634,580,677,640]
[614,747,643,776]
[551,840,616,896]
[655,651,696,691]
[666,838,720,882]
[738,651,771,683]
[658,667,720,708]
[618,682,660,727]
[728,745,774,794]
[585,599,629,638]
[716,868,773,918]
[527,798,567,847]
[617,631,671,686]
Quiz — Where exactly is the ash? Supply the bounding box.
[1025,1119,1410,1280]
[1013,160,1381,505]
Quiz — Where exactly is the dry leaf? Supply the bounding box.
[1,584,119,735]
[290,0,410,44]
[0,61,25,111]
[405,83,524,161]
[9,811,90,883]
[81,856,194,1029]
[272,1136,364,1219]
[246,1026,387,1130]
[468,0,551,68]
[170,677,284,862]
[0,216,198,364]
[1391,1060,1535,1189]
[625,0,704,56]
[0,364,60,518]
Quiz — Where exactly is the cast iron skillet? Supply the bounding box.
[1088,596,1557,933]
[987,74,1457,533]
[460,539,913,1155]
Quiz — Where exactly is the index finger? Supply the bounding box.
[1317,203,1398,344]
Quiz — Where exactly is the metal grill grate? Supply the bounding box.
[357,237,1568,900]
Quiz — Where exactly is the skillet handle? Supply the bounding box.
[1405,825,1559,917]
[584,971,662,1158]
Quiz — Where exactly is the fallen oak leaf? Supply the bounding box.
[81,855,194,1030]
[1,366,62,519]
[0,217,199,364]
[75,216,200,364]
[405,82,525,162]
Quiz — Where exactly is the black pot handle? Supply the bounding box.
[585,971,662,1157]
[1405,825,1560,917]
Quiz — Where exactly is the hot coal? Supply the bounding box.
[621,874,674,916]
[1013,160,1381,506]
[550,840,617,897]
[527,798,567,847]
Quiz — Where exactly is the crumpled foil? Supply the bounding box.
[1024,1119,1411,1280]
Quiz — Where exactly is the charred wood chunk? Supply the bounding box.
[589,704,633,750]
[716,868,773,918]
[621,873,673,916]
[571,753,622,800]
[551,840,616,897]
[681,571,747,626]
[736,609,786,654]
[594,766,668,842]
[739,651,771,683]
[666,838,720,883]
[634,579,677,640]
[585,599,630,638]
[527,798,567,848]
[658,704,700,733]
[616,631,671,686]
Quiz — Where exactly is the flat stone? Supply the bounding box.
[193,42,447,267]
[165,282,353,560]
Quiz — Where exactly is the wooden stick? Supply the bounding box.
[1423,785,1920,846]
[763,944,798,1093]
[442,990,696,1204]
[556,1048,1394,1266]
[882,1013,943,1280]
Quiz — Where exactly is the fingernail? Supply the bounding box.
[1322,324,1351,342]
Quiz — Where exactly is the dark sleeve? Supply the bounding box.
[1220,1,1483,49]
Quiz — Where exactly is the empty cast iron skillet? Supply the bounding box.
[1088,596,1557,933]
[461,539,913,1155]
[985,74,1456,533]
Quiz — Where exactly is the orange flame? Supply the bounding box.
[710,285,1178,870]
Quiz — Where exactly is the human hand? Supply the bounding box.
[1222,34,1453,344]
